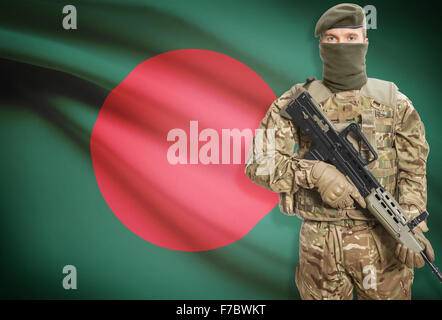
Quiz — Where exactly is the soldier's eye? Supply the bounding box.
[327,36,335,41]
[348,35,356,41]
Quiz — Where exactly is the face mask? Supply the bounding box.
[319,42,368,93]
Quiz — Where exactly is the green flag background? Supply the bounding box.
[1,0,441,299]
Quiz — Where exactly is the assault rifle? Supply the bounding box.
[282,87,442,283]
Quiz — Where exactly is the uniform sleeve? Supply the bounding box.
[394,91,429,220]
[245,86,318,193]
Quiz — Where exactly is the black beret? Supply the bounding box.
[315,3,366,37]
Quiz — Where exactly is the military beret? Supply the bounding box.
[315,3,366,37]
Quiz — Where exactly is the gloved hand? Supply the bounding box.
[310,161,366,209]
[395,225,435,269]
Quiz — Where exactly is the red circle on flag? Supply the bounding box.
[91,49,278,251]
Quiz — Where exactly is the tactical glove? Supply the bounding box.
[395,225,435,269]
[310,161,366,209]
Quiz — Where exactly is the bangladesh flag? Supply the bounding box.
[1,0,441,300]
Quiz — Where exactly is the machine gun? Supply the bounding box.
[282,87,442,283]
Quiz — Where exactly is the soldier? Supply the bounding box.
[245,3,435,299]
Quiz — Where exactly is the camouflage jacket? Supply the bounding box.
[245,78,429,222]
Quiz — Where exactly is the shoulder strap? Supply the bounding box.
[360,77,399,137]
[303,78,333,104]
[285,77,399,119]
[302,77,398,108]
[360,78,398,108]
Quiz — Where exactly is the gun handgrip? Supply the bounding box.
[340,123,378,166]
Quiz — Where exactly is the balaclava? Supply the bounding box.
[315,3,368,92]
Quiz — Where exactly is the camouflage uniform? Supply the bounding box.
[245,78,429,300]
[296,220,414,299]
